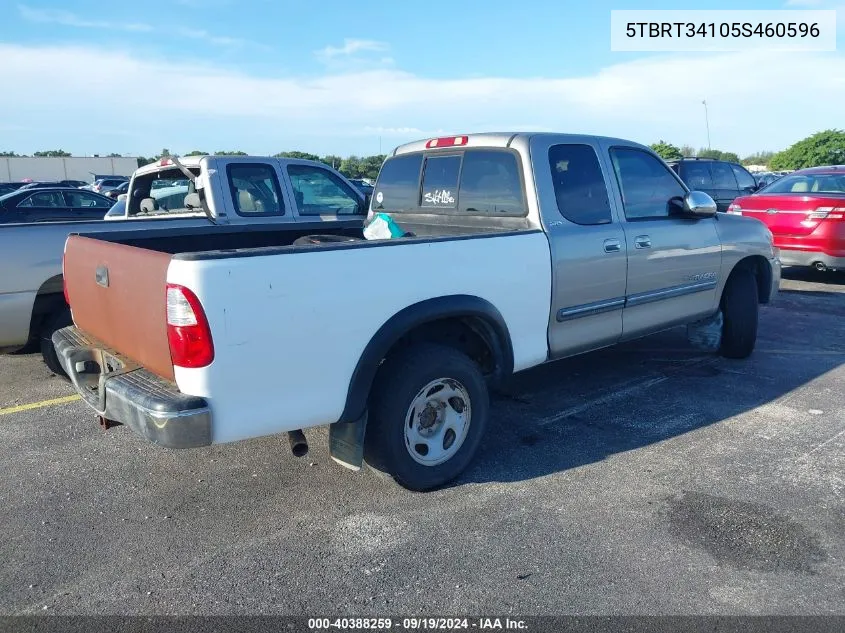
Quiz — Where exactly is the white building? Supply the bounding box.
[0,157,140,183]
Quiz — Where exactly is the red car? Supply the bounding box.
[728,165,845,272]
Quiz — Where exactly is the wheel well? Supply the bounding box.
[27,275,67,343]
[384,316,498,376]
[729,255,772,304]
[338,295,514,424]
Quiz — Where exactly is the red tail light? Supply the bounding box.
[810,206,845,220]
[426,136,468,149]
[166,283,214,368]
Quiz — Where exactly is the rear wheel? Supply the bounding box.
[40,308,72,377]
[719,268,758,359]
[364,343,489,491]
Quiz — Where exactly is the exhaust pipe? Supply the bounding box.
[813,261,827,272]
[288,429,308,457]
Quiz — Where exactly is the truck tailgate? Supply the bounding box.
[63,235,175,381]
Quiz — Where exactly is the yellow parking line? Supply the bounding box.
[0,394,81,416]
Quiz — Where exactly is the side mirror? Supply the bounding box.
[682,191,717,218]
[361,193,371,214]
[117,193,127,201]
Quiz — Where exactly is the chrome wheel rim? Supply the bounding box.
[404,378,472,466]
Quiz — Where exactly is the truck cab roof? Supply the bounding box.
[391,132,651,156]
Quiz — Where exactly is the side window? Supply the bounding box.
[371,154,423,213]
[610,148,686,220]
[64,191,112,208]
[227,163,284,216]
[731,164,757,191]
[548,144,612,225]
[679,162,714,190]
[421,155,461,209]
[17,192,66,208]
[711,162,738,189]
[287,165,361,216]
[458,150,524,215]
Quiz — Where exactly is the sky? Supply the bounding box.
[0,0,843,158]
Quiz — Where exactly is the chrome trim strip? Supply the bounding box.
[625,280,718,308]
[557,297,626,322]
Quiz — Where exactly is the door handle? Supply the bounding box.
[603,238,622,253]
[635,235,652,249]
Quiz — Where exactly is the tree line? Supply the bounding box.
[649,129,845,170]
[6,129,843,177]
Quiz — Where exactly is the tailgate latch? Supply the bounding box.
[95,265,109,288]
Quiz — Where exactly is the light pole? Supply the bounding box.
[702,100,712,150]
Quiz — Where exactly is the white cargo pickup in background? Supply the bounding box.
[0,154,367,374]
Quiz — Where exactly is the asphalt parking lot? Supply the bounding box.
[1,269,843,616]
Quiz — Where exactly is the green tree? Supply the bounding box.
[274,150,321,162]
[697,148,740,163]
[321,154,343,169]
[680,145,696,158]
[742,151,775,166]
[0,151,22,157]
[214,150,247,156]
[184,150,210,156]
[107,153,123,157]
[650,140,683,161]
[136,156,154,167]
[769,129,845,171]
[33,149,72,157]
[360,154,386,179]
[339,155,364,178]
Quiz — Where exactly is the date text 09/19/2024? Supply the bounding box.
[307,617,529,630]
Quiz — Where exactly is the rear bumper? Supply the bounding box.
[778,249,845,270]
[52,326,211,448]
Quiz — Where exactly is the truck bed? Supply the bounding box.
[82,214,530,255]
[64,215,534,383]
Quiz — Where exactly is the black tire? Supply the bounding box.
[719,268,758,359]
[364,343,489,491]
[40,308,72,377]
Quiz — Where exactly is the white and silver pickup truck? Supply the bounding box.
[54,133,780,491]
[0,155,367,375]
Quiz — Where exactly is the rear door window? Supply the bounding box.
[421,155,461,208]
[711,162,738,190]
[731,164,757,191]
[227,163,284,216]
[17,192,66,208]
[63,191,112,208]
[680,162,714,190]
[287,165,361,215]
[548,144,612,225]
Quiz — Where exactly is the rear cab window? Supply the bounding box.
[129,167,201,216]
[371,149,525,216]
